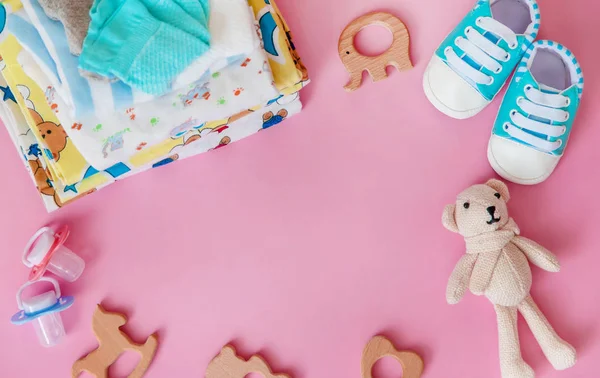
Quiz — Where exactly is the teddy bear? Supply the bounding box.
[442,179,576,378]
[29,108,67,161]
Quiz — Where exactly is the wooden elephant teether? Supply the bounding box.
[339,12,413,92]
[72,304,158,378]
[362,336,424,378]
[206,345,289,378]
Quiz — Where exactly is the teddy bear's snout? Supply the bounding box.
[486,206,501,225]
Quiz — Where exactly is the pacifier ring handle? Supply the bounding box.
[16,277,61,310]
[23,225,71,281]
[22,227,53,267]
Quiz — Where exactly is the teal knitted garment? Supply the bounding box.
[79,0,211,95]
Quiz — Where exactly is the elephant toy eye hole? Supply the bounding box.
[346,51,350,55]
[494,193,501,199]
[463,202,470,209]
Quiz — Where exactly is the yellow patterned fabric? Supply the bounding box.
[2,0,22,12]
[1,36,108,189]
[248,0,309,94]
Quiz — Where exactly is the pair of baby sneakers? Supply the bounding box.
[424,0,584,185]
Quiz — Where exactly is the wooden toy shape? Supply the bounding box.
[206,345,290,378]
[361,336,424,378]
[338,12,413,92]
[72,304,158,378]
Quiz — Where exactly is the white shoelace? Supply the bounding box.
[445,17,519,85]
[503,85,570,152]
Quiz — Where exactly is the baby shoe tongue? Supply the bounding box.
[538,83,561,94]
[524,70,562,95]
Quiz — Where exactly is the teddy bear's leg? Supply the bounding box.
[518,295,576,370]
[495,304,534,378]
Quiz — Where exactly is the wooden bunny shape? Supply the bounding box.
[206,345,289,378]
[72,304,158,378]
[338,12,413,92]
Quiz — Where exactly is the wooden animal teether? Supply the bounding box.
[361,336,423,378]
[339,12,413,92]
[206,345,289,378]
[72,304,158,378]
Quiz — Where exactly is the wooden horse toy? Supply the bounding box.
[338,12,413,92]
[72,304,158,378]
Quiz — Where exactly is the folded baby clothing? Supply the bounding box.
[0,33,304,207]
[16,37,280,169]
[0,0,310,212]
[79,0,212,95]
[38,0,93,56]
[9,1,280,170]
[13,0,260,115]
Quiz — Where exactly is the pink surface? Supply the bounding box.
[1,0,599,377]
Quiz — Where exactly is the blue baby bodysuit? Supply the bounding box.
[79,0,211,96]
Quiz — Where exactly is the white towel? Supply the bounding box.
[173,0,260,90]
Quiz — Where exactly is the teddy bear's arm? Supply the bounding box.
[469,250,501,295]
[512,236,560,272]
[446,254,477,304]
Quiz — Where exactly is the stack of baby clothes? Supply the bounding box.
[0,0,308,211]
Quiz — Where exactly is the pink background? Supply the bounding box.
[1,0,599,377]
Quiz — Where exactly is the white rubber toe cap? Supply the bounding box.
[488,135,561,185]
[423,56,490,119]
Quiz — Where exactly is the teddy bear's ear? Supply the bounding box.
[442,204,459,233]
[486,179,510,202]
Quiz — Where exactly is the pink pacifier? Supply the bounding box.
[22,225,85,282]
[10,277,75,347]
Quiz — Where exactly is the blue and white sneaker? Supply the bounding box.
[488,41,584,185]
[423,0,540,119]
